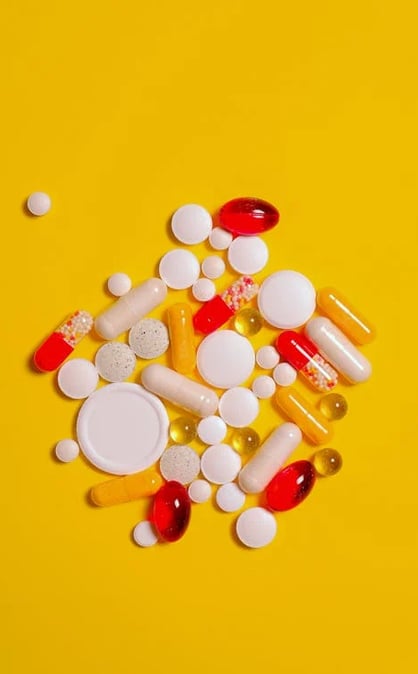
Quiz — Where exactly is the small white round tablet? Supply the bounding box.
[107,272,132,296]
[227,236,269,275]
[209,227,233,250]
[133,521,159,547]
[95,342,137,382]
[57,359,99,399]
[251,375,276,399]
[159,249,200,289]
[55,438,80,462]
[159,445,200,485]
[273,362,297,386]
[197,416,227,444]
[218,387,259,428]
[188,479,212,503]
[171,204,212,245]
[256,345,280,370]
[201,255,225,280]
[236,507,277,548]
[200,444,241,485]
[192,278,216,302]
[258,270,316,329]
[129,319,169,359]
[197,330,255,389]
[216,483,246,512]
[27,191,51,216]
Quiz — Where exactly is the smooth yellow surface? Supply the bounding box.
[1,2,415,673]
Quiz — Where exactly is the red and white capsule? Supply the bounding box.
[34,310,93,372]
[275,330,338,392]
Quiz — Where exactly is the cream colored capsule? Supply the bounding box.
[317,287,376,345]
[90,469,163,506]
[95,278,167,340]
[167,303,196,374]
[141,363,218,418]
[238,423,302,494]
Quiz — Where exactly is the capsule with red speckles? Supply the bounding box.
[275,330,338,392]
[218,197,279,236]
[152,481,191,542]
[33,310,93,372]
[193,276,259,334]
[266,460,316,511]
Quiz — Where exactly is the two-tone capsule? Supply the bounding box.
[34,310,93,372]
[275,330,338,392]
[193,276,259,334]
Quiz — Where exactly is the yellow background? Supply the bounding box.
[1,1,415,673]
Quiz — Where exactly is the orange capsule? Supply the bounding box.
[90,469,163,506]
[317,287,375,345]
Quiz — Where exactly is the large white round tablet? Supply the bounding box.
[209,227,233,250]
[201,255,225,279]
[197,330,255,389]
[218,387,259,427]
[159,249,200,289]
[227,236,269,274]
[256,345,280,369]
[77,383,169,475]
[188,479,212,503]
[171,204,212,245]
[258,270,316,329]
[200,444,241,484]
[236,507,277,548]
[159,445,200,485]
[95,342,137,382]
[216,483,246,512]
[251,375,276,399]
[133,521,159,547]
[197,416,227,444]
[57,359,99,399]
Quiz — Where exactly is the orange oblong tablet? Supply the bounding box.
[275,387,333,445]
[167,303,196,374]
[317,287,376,345]
[90,469,163,506]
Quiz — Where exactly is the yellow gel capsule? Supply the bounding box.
[317,287,376,345]
[312,448,343,476]
[275,387,333,445]
[167,303,196,374]
[90,469,163,506]
[169,416,197,443]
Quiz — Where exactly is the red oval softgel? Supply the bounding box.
[218,197,279,236]
[266,460,316,511]
[152,481,191,542]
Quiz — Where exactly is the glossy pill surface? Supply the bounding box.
[167,303,196,374]
[312,448,343,476]
[266,460,316,511]
[234,308,263,336]
[152,481,191,542]
[275,387,333,445]
[90,469,163,506]
[319,393,348,421]
[231,427,260,453]
[169,416,197,443]
[219,197,279,236]
[275,330,338,392]
[317,287,376,345]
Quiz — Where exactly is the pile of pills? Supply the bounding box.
[32,197,376,549]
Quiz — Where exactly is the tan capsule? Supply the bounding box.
[317,287,376,345]
[275,387,333,445]
[90,469,163,506]
[167,303,196,374]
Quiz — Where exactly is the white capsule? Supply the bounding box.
[95,278,167,340]
[238,422,302,494]
[141,363,218,418]
[305,316,372,384]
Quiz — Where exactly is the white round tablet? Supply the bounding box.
[159,249,200,290]
[95,342,137,382]
[188,479,212,504]
[27,191,51,216]
[258,270,316,329]
[133,521,159,547]
[192,278,216,302]
[77,382,169,475]
[273,362,297,386]
[236,507,277,548]
[197,330,255,389]
[129,319,169,359]
[201,255,225,280]
[218,387,259,428]
[55,439,80,463]
[227,236,269,274]
[197,416,227,444]
[256,345,280,370]
[216,483,246,512]
[251,375,276,399]
[57,359,99,399]
[209,227,233,250]
[107,272,132,296]
[159,445,200,485]
[171,204,212,245]
[200,444,241,485]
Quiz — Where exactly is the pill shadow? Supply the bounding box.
[21,199,36,217]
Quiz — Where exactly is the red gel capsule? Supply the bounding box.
[266,460,316,511]
[218,197,279,236]
[275,331,338,392]
[152,481,191,542]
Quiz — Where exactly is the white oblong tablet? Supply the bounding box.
[188,479,212,503]
[201,255,225,280]
[251,375,276,399]
[200,444,241,484]
[133,521,159,547]
[216,483,246,512]
[197,330,255,389]
[159,249,200,290]
[95,342,137,382]
[256,345,280,370]
[209,227,233,250]
[273,362,297,386]
[107,273,132,297]
[218,388,259,428]
[227,236,269,274]
[57,359,99,399]
[159,445,200,485]
[55,439,80,462]
[27,191,51,216]
[76,382,169,475]
[197,416,227,444]
[192,278,216,302]
[129,319,169,359]
[258,270,316,329]
[171,204,212,244]
[236,507,277,548]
